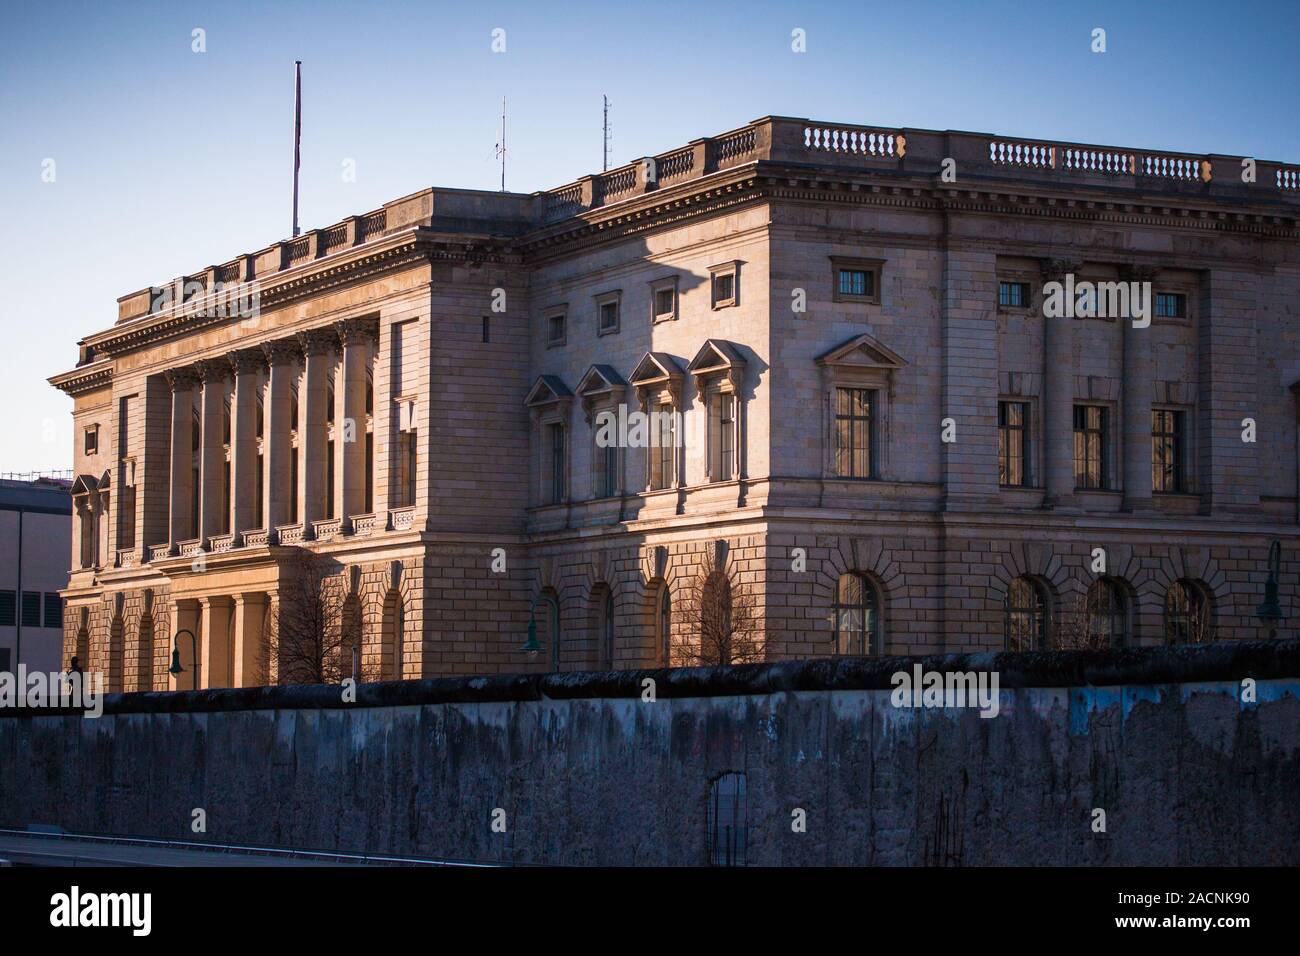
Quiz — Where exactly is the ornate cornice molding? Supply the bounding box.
[48,359,113,396]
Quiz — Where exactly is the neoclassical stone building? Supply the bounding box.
[50,116,1300,690]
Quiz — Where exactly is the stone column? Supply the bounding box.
[199,595,233,689]
[298,329,335,528]
[197,360,229,545]
[1041,257,1081,509]
[335,318,376,526]
[1121,266,1157,511]
[262,340,299,535]
[164,367,198,549]
[231,592,267,687]
[229,349,265,539]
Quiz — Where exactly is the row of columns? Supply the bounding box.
[170,592,271,689]
[162,317,378,550]
[1040,259,1155,512]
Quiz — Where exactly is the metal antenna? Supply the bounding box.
[603,94,612,171]
[494,97,507,192]
[292,60,302,236]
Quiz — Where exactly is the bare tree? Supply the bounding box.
[672,565,763,666]
[262,551,365,685]
[1052,590,1109,651]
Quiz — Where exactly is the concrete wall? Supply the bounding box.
[2,640,1297,865]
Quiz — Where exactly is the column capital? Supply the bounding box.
[297,327,337,356]
[335,316,379,346]
[1119,264,1161,283]
[262,338,302,366]
[229,348,268,376]
[1039,257,1083,283]
[164,366,200,391]
[197,358,232,384]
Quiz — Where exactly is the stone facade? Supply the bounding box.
[49,117,1300,689]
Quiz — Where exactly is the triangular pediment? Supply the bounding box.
[70,474,99,496]
[816,332,907,370]
[686,339,746,376]
[576,364,627,397]
[629,351,684,386]
[524,374,573,407]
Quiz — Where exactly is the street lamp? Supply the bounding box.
[1255,540,1283,639]
[521,597,542,658]
[168,628,199,690]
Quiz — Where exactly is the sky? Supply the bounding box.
[0,0,1297,473]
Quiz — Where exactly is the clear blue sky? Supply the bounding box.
[1,0,1297,472]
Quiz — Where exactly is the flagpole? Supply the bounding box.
[292,60,302,237]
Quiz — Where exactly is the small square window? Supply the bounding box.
[651,279,677,323]
[596,292,621,336]
[830,258,882,304]
[710,262,739,309]
[546,311,567,347]
[998,281,1031,309]
[84,426,98,456]
[1155,292,1186,319]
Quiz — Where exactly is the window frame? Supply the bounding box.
[595,290,621,337]
[650,276,678,324]
[1005,576,1050,651]
[709,260,740,310]
[997,280,1033,310]
[830,256,883,305]
[545,306,567,348]
[998,400,1032,488]
[833,571,881,655]
[1072,403,1110,491]
[834,386,877,480]
[1151,406,1189,494]
[83,424,99,456]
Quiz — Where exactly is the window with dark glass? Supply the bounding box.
[21,591,41,628]
[998,281,1030,308]
[1073,405,1108,489]
[598,299,619,333]
[1087,579,1128,646]
[833,572,879,655]
[548,423,565,504]
[650,404,674,490]
[712,271,736,308]
[998,401,1030,487]
[653,286,676,321]
[0,591,15,627]
[43,594,63,630]
[837,269,873,298]
[1005,576,1047,651]
[1165,580,1208,644]
[547,312,565,345]
[1155,292,1186,319]
[600,442,618,498]
[1152,409,1186,493]
[834,387,874,478]
[718,394,735,479]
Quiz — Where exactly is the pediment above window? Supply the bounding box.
[70,473,100,497]
[576,364,627,399]
[629,351,684,388]
[816,332,907,371]
[687,339,746,377]
[524,374,574,408]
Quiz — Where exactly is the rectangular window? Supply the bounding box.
[834,387,874,479]
[84,426,98,455]
[837,269,873,299]
[601,442,618,498]
[43,594,62,630]
[650,404,675,490]
[1073,405,1109,490]
[1152,409,1186,493]
[547,312,566,346]
[712,272,736,309]
[999,281,1031,308]
[548,424,565,504]
[21,591,41,628]
[405,430,418,507]
[255,453,265,528]
[120,483,137,551]
[998,401,1030,487]
[718,394,735,479]
[598,299,619,334]
[325,440,335,519]
[653,286,676,322]
[1155,292,1186,319]
[0,591,14,627]
[481,316,490,343]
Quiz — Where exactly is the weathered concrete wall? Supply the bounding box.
[2,641,1298,865]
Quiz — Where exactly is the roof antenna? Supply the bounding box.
[292,60,302,236]
[494,97,507,192]
[603,94,612,171]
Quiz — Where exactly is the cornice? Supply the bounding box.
[48,358,112,396]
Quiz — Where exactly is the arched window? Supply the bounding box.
[380,588,404,681]
[1006,576,1049,651]
[1087,578,1129,647]
[602,590,615,669]
[1165,580,1210,644]
[833,572,880,655]
[657,585,672,666]
[137,610,154,691]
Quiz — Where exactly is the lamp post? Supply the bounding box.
[168,628,199,690]
[521,596,542,658]
[1255,539,1283,640]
